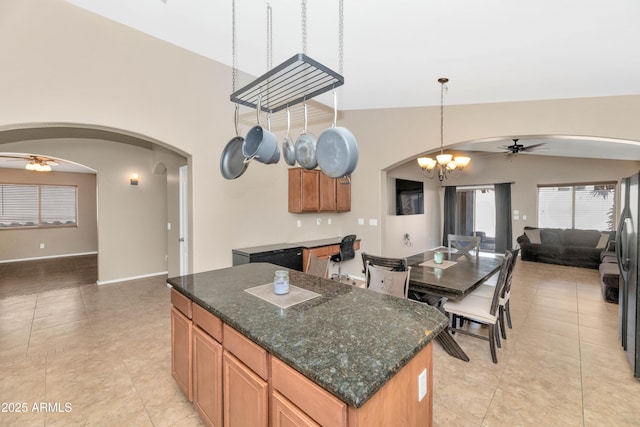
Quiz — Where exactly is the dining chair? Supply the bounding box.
[330,234,357,282]
[448,234,481,260]
[468,249,520,339]
[365,261,411,299]
[306,253,329,279]
[442,251,512,364]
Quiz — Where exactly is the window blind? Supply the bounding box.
[538,183,615,231]
[0,183,77,228]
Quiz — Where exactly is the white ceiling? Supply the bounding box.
[65,0,640,110]
[4,1,639,169]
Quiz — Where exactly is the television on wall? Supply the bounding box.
[396,178,424,215]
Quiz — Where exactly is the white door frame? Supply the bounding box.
[179,165,189,275]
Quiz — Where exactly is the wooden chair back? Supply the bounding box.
[448,234,481,260]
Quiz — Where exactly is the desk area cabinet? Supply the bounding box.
[233,238,360,274]
[289,168,351,213]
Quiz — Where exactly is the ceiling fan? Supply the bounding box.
[502,139,546,155]
[0,154,60,171]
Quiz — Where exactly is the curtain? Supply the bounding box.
[494,182,513,253]
[442,186,456,246]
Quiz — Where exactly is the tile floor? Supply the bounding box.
[0,258,639,426]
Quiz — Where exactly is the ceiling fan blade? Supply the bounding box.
[521,143,546,151]
[0,155,30,160]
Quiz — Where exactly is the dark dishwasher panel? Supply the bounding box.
[232,247,303,272]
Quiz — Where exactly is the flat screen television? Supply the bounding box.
[396,178,424,215]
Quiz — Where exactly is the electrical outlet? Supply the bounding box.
[418,369,427,402]
[358,218,364,225]
[316,217,321,225]
[296,220,301,228]
[327,218,332,225]
[369,218,378,226]
[39,243,45,249]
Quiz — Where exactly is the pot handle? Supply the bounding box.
[332,90,337,128]
[234,103,240,136]
[286,107,291,137]
[303,102,308,133]
[256,94,262,126]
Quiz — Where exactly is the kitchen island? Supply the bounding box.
[168,263,447,426]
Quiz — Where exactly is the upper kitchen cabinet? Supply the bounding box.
[288,168,351,213]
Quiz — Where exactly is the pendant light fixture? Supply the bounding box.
[417,78,470,181]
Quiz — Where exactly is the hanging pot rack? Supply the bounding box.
[230,53,344,114]
[230,0,344,114]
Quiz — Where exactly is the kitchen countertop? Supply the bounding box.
[167,263,447,408]
[232,237,354,255]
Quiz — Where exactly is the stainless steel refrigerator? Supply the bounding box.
[618,172,640,379]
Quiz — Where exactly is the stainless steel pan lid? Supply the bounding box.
[294,103,317,170]
[282,108,296,166]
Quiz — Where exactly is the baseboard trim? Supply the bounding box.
[97,271,168,285]
[0,251,98,264]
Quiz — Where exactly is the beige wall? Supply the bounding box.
[0,168,97,260]
[2,1,640,281]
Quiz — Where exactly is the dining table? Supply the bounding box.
[406,249,504,362]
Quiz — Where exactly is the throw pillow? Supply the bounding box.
[525,228,542,244]
[596,233,610,249]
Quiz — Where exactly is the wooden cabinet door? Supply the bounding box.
[272,390,320,427]
[288,168,319,213]
[336,177,351,212]
[318,173,337,212]
[223,351,268,427]
[193,326,223,427]
[171,306,192,402]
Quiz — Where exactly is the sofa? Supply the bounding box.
[516,227,615,269]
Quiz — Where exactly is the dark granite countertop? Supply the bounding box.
[232,237,357,255]
[167,263,447,408]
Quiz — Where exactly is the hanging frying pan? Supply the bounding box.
[317,91,359,178]
[282,107,296,166]
[295,103,318,169]
[220,105,249,180]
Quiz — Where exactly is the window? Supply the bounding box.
[0,184,77,228]
[538,183,616,231]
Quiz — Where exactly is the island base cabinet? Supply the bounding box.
[193,326,223,427]
[223,351,268,427]
[171,306,192,402]
[348,342,433,427]
[271,391,320,427]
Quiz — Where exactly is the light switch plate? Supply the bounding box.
[369,218,378,226]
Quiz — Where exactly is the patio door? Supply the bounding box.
[456,187,496,252]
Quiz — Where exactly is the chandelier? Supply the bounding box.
[417,78,470,181]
